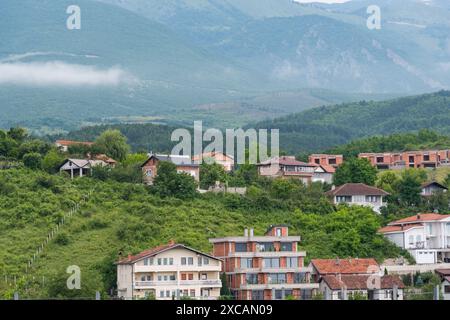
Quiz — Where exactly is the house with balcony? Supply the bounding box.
[209,225,319,300]
[116,241,222,300]
[325,183,389,214]
[379,213,450,264]
[257,156,317,185]
[310,258,404,300]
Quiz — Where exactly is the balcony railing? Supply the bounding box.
[134,280,221,288]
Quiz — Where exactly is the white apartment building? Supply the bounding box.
[116,242,222,300]
[325,183,389,214]
[379,213,450,264]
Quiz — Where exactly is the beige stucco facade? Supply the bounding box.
[117,246,222,300]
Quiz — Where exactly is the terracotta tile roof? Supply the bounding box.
[56,140,94,146]
[314,164,336,173]
[322,275,405,290]
[311,258,379,275]
[116,241,220,264]
[378,223,423,234]
[388,213,450,225]
[325,183,389,196]
[435,269,450,276]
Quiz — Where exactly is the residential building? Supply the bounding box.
[435,269,450,300]
[379,213,450,264]
[55,140,94,152]
[59,158,110,179]
[257,156,317,185]
[310,258,380,283]
[421,181,448,197]
[209,225,319,300]
[310,258,404,300]
[325,183,389,214]
[192,152,234,172]
[116,241,222,300]
[359,149,450,170]
[309,154,343,168]
[141,154,200,185]
[312,164,335,184]
[319,274,404,300]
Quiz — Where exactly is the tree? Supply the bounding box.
[42,149,65,173]
[444,174,450,189]
[396,170,424,207]
[152,161,197,199]
[333,158,378,186]
[270,178,300,200]
[200,162,226,189]
[94,130,130,162]
[376,171,399,194]
[23,152,42,169]
[7,127,27,142]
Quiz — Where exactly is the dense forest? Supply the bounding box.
[253,90,450,153]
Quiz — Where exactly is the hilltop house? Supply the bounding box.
[325,183,389,214]
[141,154,200,185]
[55,140,94,152]
[310,258,404,300]
[257,156,318,185]
[116,241,222,300]
[59,158,111,179]
[209,225,319,300]
[379,213,450,264]
[192,152,234,172]
[421,181,448,197]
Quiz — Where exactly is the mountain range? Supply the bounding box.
[1,0,450,133]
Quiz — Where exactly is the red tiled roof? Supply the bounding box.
[56,140,94,146]
[322,275,405,290]
[436,269,450,276]
[388,213,450,226]
[311,258,379,275]
[315,164,336,173]
[325,183,389,196]
[378,223,423,234]
[116,241,220,264]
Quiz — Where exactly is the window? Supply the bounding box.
[267,273,286,284]
[158,275,162,281]
[376,157,384,163]
[280,242,292,251]
[190,289,195,297]
[337,291,342,300]
[246,274,258,285]
[170,275,176,281]
[276,228,282,237]
[203,257,209,265]
[315,159,320,164]
[445,286,450,293]
[169,258,173,265]
[149,258,154,265]
[428,224,433,235]
[159,291,164,298]
[181,273,187,280]
[251,290,264,300]
[365,196,378,203]
[258,242,275,252]
[294,273,306,284]
[240,258,253,269]
[163,275,168,281]
[336,196,351,203]
[140,275,145,281]
[157,258,162,265]
[200,273,207,280]
[198,257,203,266]
[263,258,280,268]
[146,275,152,281]
[424,155,430,161]
[275,290,292,300]
[188,274,194,280]
[408,235,414,245]
[329,158,337,165]
[235,243,247,252]
[166,290,170,298]
[144,258,149,266]
[286,257,298,268]
[446,223,450,235]
[181,257,187,265]
[163,258,168,265]
[188,257,194,265]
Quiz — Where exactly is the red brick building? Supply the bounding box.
[209,225,318,300]
[359,150,450,170]
[309,154,344,168]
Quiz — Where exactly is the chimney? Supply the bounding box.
[127,254,132,261]
[244,228,249,237]
[331,185,336,191]
[336,273,342,281]
[417,213,421,220]
[335,258,340,265]
[250,228,254,237]
[168,239,175,245]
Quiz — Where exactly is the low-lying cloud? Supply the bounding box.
[0,61,133,87]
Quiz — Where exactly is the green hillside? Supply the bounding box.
[253,90,450,154]
[0,169,404,298]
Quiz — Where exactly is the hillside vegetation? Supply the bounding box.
[0,169,405,298]
[254,91,450,153]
